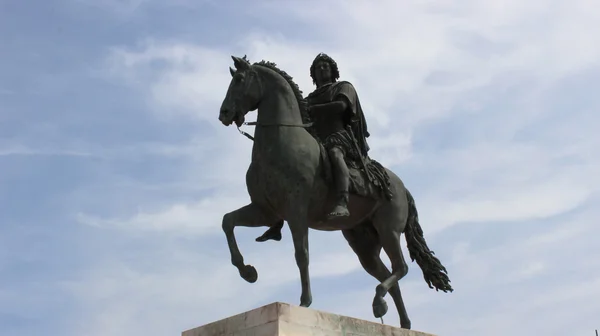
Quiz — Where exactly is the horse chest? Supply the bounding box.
[247,162,300,209]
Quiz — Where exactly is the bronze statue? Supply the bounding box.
[256,53,391,242]
[218,54,453,330]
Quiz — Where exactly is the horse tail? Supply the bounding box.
[404,189,453,293]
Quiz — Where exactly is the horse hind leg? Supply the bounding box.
[342,224,411,329]
[370,201,412,329]
[374,232,411,329]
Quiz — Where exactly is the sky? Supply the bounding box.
[1,0,599,335]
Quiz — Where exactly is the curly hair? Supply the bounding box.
[310,53,340,85]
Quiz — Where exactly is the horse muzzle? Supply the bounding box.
[219,106,245,127]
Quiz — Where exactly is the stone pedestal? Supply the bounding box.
[182,302,435,336]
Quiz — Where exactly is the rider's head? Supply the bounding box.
[310,53,340,87]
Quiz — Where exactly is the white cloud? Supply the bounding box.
[418,160,596,233]
[258,0,600,127]
[75,193,248,237]
[60,228,368,336]
[106,40,233,123]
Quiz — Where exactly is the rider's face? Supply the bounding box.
[314,60,332,86]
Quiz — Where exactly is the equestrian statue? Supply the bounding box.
[218,53,453,329]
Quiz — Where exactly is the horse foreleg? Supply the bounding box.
[222,203,280,283]
[287,217,312,307]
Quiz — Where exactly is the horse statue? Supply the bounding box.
[217,55,453,329]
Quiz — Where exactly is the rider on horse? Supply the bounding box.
[255,52,374,242]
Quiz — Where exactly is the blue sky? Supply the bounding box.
[1,0,599,335]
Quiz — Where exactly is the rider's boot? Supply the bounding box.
[255,220,284,242]
[327,153,351,219]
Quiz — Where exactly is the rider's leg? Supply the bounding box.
[328,146,350,218]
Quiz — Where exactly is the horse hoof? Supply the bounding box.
[401,321,412,330]
[300,294,312,307]
[239,265,258,283]
[372,298,388,318]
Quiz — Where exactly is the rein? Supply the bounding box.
[237,121,314,141]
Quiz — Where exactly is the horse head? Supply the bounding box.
[219,55,262,127]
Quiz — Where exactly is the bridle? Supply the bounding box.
[236,121,314,141]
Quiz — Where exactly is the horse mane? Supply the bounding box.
[252,60,313,129]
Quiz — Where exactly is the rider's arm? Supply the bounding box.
[309,97,348,114]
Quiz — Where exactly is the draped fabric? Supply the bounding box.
[307,81,393,200]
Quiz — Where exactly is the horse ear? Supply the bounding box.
[231,55,249,71]
[229,67,236,77]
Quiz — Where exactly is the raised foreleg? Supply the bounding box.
[222,203,280,283]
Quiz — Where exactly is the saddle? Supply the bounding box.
[317,142,393,200]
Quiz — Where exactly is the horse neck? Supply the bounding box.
[256,71,304,127]
[253,70,307,148]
